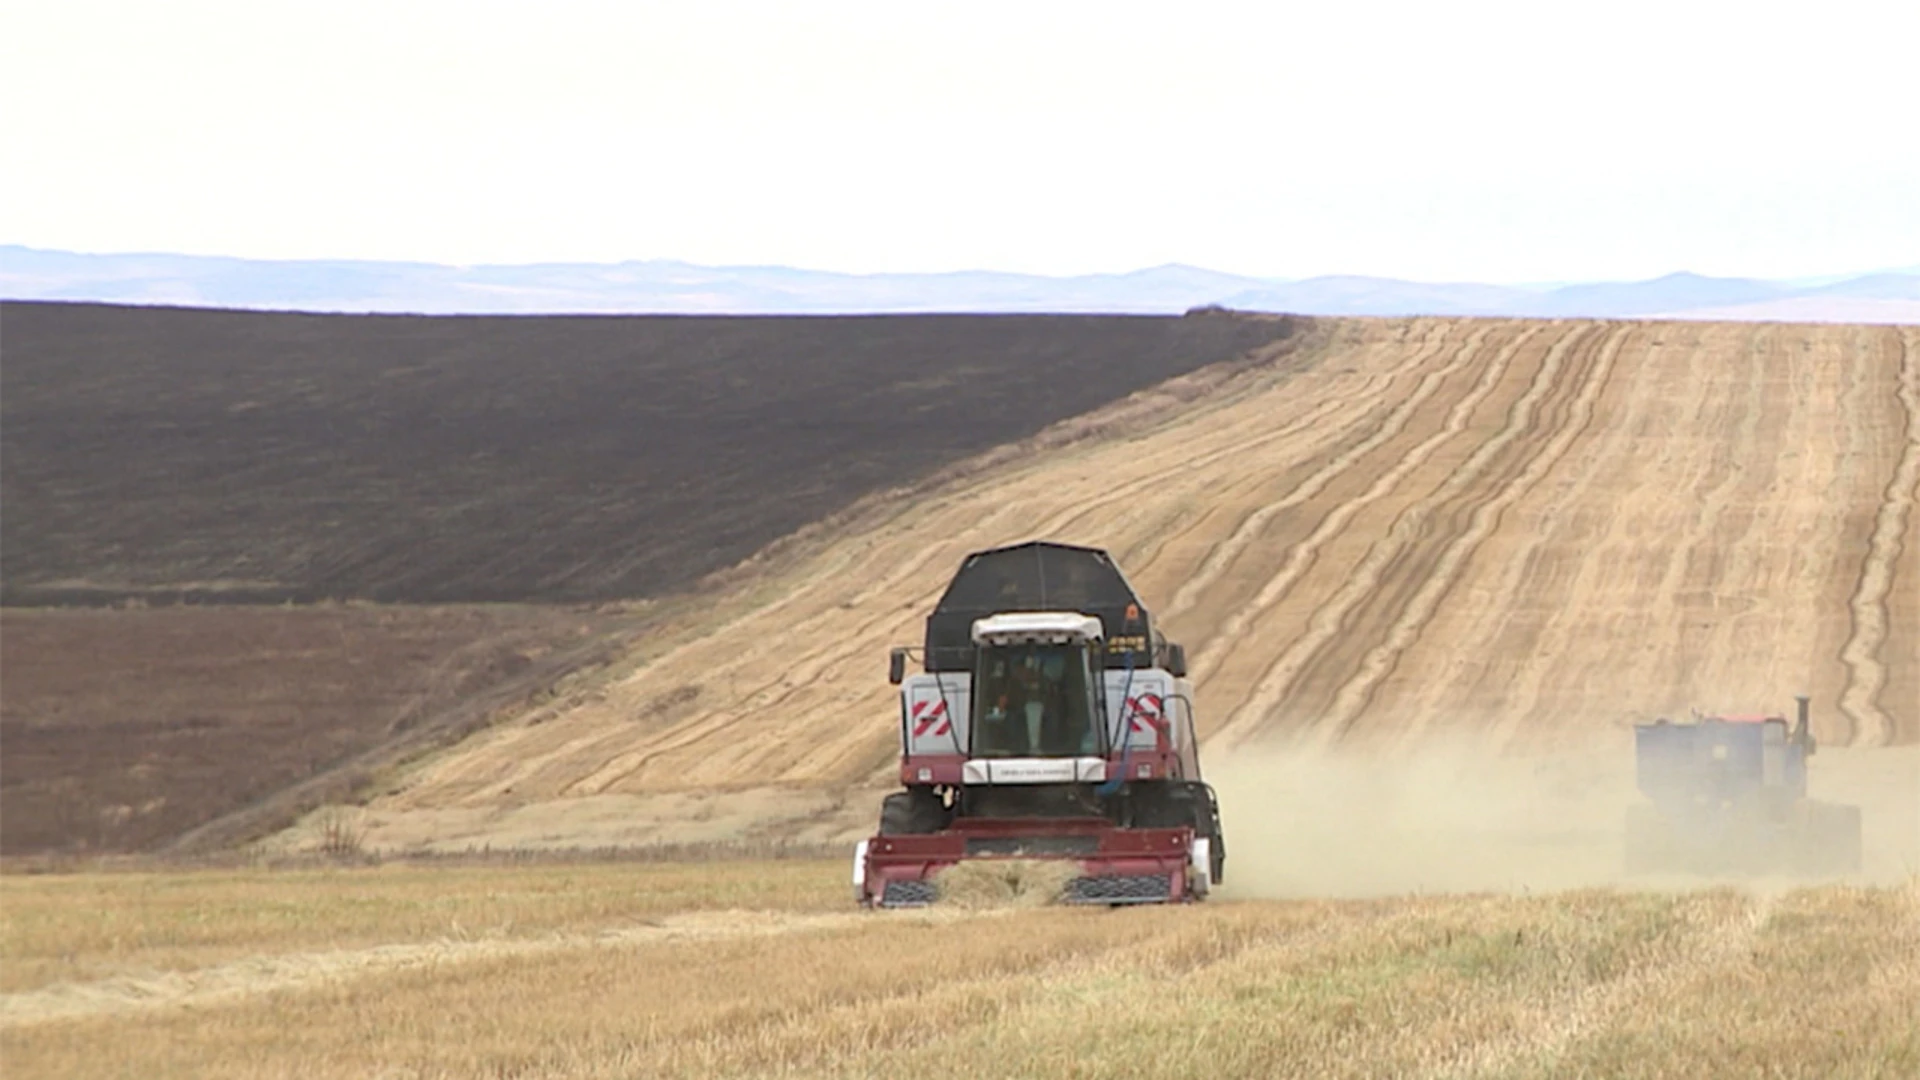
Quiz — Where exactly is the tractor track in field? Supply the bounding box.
[556,349,1391,796]
[0,908,1006,1029]
[550,340,1361,797]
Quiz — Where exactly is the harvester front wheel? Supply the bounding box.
[878,788,946,835]
[1130,781,1226,886]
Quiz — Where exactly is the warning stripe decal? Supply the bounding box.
[1125,693,1164,734]
[911,698,952,738]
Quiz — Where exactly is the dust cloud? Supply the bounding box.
[1206,735,1919,899]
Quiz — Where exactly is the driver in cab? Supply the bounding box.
[981,651,1073,756]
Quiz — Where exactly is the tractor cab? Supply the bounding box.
[1634,700,1816,814]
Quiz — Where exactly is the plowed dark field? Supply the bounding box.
[0,605,630,855]
[0,302,1295,605]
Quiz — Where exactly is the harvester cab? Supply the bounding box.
[856,541,1224,908]
[1625,695,1862,876]
[969,613,1107,764]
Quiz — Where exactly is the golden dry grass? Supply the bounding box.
[3,861,1916,1079]
[0,859,842,995]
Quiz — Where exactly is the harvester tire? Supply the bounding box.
[1205,787,1226,885]
[1131,781,1226,885]
[878,789,945,835]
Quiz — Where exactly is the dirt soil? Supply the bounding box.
[347,317,1917,855]
[0,302,1294,605]
[0,605,628,855]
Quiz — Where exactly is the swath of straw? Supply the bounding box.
[932,859,1080,909]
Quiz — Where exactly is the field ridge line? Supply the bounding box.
[1163,323,1467,623]
[1323,324,1626,745]
[1464,324,1663,736]
[1839,328,1919,747]
[1182,322,1510,691]
[560,335,1349,795]
[1210,322,1581,743]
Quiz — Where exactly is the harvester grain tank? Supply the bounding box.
[855,541,1224,907]
[1626,695,1862,876]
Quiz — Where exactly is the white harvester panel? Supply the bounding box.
[904,668,1191,757]
[1103,669,1180,751]
[901,673,970,756]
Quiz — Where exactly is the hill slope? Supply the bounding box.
[342,317,1918,853]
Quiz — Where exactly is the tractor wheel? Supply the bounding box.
[1196,783,1226,885]
[1624,803,1674,876]
[1793,801,1862,876]
[1128,785,1186,829]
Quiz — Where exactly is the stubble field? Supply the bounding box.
[2,860,1915,1079]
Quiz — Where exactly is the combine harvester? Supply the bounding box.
[1626,695,1862,876]
[855,541,1225,907]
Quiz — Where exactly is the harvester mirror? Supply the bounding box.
[888,648,908,685]
[1166,643,1188,678]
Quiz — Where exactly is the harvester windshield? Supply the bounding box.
[971,643,1103,758]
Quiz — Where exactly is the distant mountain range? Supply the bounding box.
[3,245,1916,322]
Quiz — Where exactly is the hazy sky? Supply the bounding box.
[4,0,1915,282]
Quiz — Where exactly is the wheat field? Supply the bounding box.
[310,317,1919,856]
[2,860,1916,1079]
